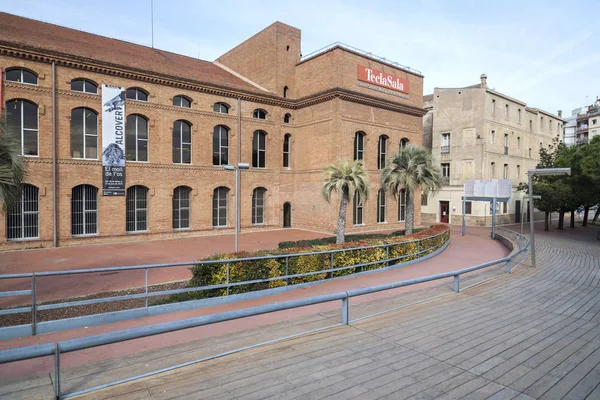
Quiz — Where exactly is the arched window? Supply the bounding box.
[353,192,364,225]
[253,109,267,120]
[398,189,407,222]
[126,186,149,232]
[173,186,191,230]
[173,95,191,108]
[6,184,39,240]
[252,187,267,225]
[71,79,98,94]
[252,130,267,168]
[378,135,387,169]
[6,68,37,85]
[400,138,409,150]
[213,102,229,114]
[354,131,365,161]
[173,120,192,164]
[71,185,98,236]
[6,99,39,156]
[70,107,98,159]
[213,125,229,166]
[377,189,386,223]
[283,86,289,98]
[126,114,148,162]
[126,87,148,101]
[284,113,291,124]
[213,187,229,227]
[283,134,291,168]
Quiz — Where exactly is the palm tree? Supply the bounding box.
[381,145,442,234]
[0,117,25,212]
[322,159,370,244]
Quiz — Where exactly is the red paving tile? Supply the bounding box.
[0,224,510,381]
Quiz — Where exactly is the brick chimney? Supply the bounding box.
[558,110,562,118]
[480,74,488,88]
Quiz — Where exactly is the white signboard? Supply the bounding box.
[464,179,511,199]
[101,84,126,196]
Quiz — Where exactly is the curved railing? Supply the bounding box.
[0,228,528,399]
[0,227,449,338]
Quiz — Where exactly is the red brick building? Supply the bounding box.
[0,13,426,250]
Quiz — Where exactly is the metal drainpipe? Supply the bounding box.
[236,97,242,250]
[52,61,57,247]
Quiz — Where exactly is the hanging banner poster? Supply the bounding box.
[101,84,126,196]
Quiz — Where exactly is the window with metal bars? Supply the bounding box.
[283,134,291,168]
[71,185,98,236]
[213,125,229,166]
[377,189,386,223]
[173,120,192,164]
[126,186,149,232]
[354,131,365,161]
[252,187,266,225]
[172,186,191,230]
[6,99,38,156]
[213,187,229,227]
[6,184,39,240]
[252,130,267,168]
[70,107,98,159]
[126,114,149,162]
[378,136,387,169]
[398,189,407,222]
[353,191,364,225]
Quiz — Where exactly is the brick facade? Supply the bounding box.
[0,14,426,250]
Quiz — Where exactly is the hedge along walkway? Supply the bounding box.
[0,225,508,386]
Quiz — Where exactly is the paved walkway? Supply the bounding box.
[76,224,600,399]
[3,222,598,399]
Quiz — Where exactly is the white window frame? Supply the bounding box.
[173,120,192,164]
[213,187,229,228]
[71,107,98,160]
[126,114,149,162]
[6,184,39,241]
[398,189,407,222]
[71,185,98,236]
[173,186,191,230]
[377,189,386,223]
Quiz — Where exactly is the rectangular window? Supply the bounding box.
[441,133,450,153]
[504,134,508,155]
[441,163,450,178]
[549,120,552,131]
[490,162,495,178]
[518,109,522,124]
[398,189,407,222]
[517,136,521,150]
[505,104,509,119]
[517,165,520,179]
[529,120,533,131]
[503,164,508,179]
[491,130,495,144]
[465,201,472,215]
[593,119,598,125]
[421,193,428,206]
[502,202,508,214]
[491,99,496,115]
[540,116,544,130]
[529,148,532,158]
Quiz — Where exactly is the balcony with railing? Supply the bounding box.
[576,135,589,145]
[578,123,589,132]
[441,145,450,154]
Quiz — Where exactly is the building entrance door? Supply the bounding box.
[283,202,292,228]
[515,200,521,223]
[440,201,450,223]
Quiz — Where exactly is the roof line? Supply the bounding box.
[213,62,271,93]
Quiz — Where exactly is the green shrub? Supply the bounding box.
[161,225,450,304]
[277,229,425,249]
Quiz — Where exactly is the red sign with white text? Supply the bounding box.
[358,65,409,94]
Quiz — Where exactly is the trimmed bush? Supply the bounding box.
[164,225,450,304]
[277,228,426,249]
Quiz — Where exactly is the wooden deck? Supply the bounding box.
[3,227,600,399]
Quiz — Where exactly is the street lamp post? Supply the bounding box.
[520,194,541,235]
[528,168,571,267]
[224,162,250,252]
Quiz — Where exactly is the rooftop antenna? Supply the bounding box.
[151,0,154,48]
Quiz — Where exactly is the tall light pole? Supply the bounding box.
[224,163,249,252]
[528,168,571,267]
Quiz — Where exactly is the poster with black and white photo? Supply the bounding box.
[101,84,126,196]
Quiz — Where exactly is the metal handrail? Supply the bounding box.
[0,229,450,334]
[0,229,528,399]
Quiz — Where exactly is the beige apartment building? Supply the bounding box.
[422,74,564,225]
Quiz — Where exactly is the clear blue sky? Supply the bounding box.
[1,0,598,115]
